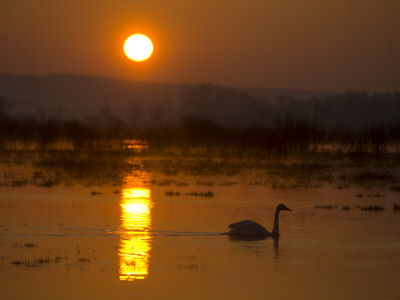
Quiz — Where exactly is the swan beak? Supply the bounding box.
[285,207,292,211]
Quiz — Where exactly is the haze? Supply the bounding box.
[1,0,399,92]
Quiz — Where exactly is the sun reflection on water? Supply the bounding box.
[119,171,152,281]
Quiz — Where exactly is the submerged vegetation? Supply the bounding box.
[314,204,387,212]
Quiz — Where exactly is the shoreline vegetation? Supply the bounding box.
[0,117,400,193]
[0,117,399,155]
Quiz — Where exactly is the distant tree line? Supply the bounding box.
[1,87,400,155]
[179,84,400,129]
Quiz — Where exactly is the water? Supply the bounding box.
[1,160,400,299]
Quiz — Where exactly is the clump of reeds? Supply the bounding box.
[186,191,214,197]
[219,182,238,186]
[11,180,29,187]
[314,205,338,209]
[78,257,91,262]
[367,193,384,198]
[360,205,384,211]
[390,185,400,191]
[165,190,180,196]
[11,256,57,267]
[165,190,214,197]
[196,181,214,186]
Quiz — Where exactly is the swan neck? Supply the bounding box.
[272,208,280,236]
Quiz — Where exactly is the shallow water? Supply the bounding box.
[1,163,400,299]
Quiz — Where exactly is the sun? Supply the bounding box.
[123,34,153,62]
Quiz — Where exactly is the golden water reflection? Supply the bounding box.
[119,171,152,281]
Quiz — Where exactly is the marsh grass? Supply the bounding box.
[196,181,214,186]
[360,205,385,212]
[1,151,400,191]
[1,124,400,190]
[78,257,91,263]
[91,190,102,196]
[11,256,58,267]
[315,204,390,212]
[186,191,214,197]
[165,190,214,197]
[35,151,131,179]
[390,185,400,191]
[314,205,339,209]
[165,190,180,196]
[9,255,93,269]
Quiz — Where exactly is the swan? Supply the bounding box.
[225,204,291,237]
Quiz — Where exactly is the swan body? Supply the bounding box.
[225,204,291,237]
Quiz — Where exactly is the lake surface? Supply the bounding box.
[1,155,400,299]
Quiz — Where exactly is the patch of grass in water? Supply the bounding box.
[11,256,53,267]
[314,205,338,209]
[11,179,29,187]
[34,257,51,264]
[248,181,262,185]
[166,190,214,197]
[360,205,384,212]
[157,180,172,186]
[356,192,385,198]
[335,184,351,189]
[196,181,214,187]
[78,257,91,263]
[390,185,400,191]
[186,191,214,197]
[165,190,180,196]
[218,182,238,186]
[367,193,385,198]
[271,182,287,189]
[10,255,71,267]
[37,179,59,187]
[54,256,64,263]
[353,172,394,182]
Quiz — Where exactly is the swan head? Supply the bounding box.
[277,204,292,212]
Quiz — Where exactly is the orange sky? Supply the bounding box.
[1,0,399,92]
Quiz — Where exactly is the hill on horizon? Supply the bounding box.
[0,73,336,126]
[1,73,399,129]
